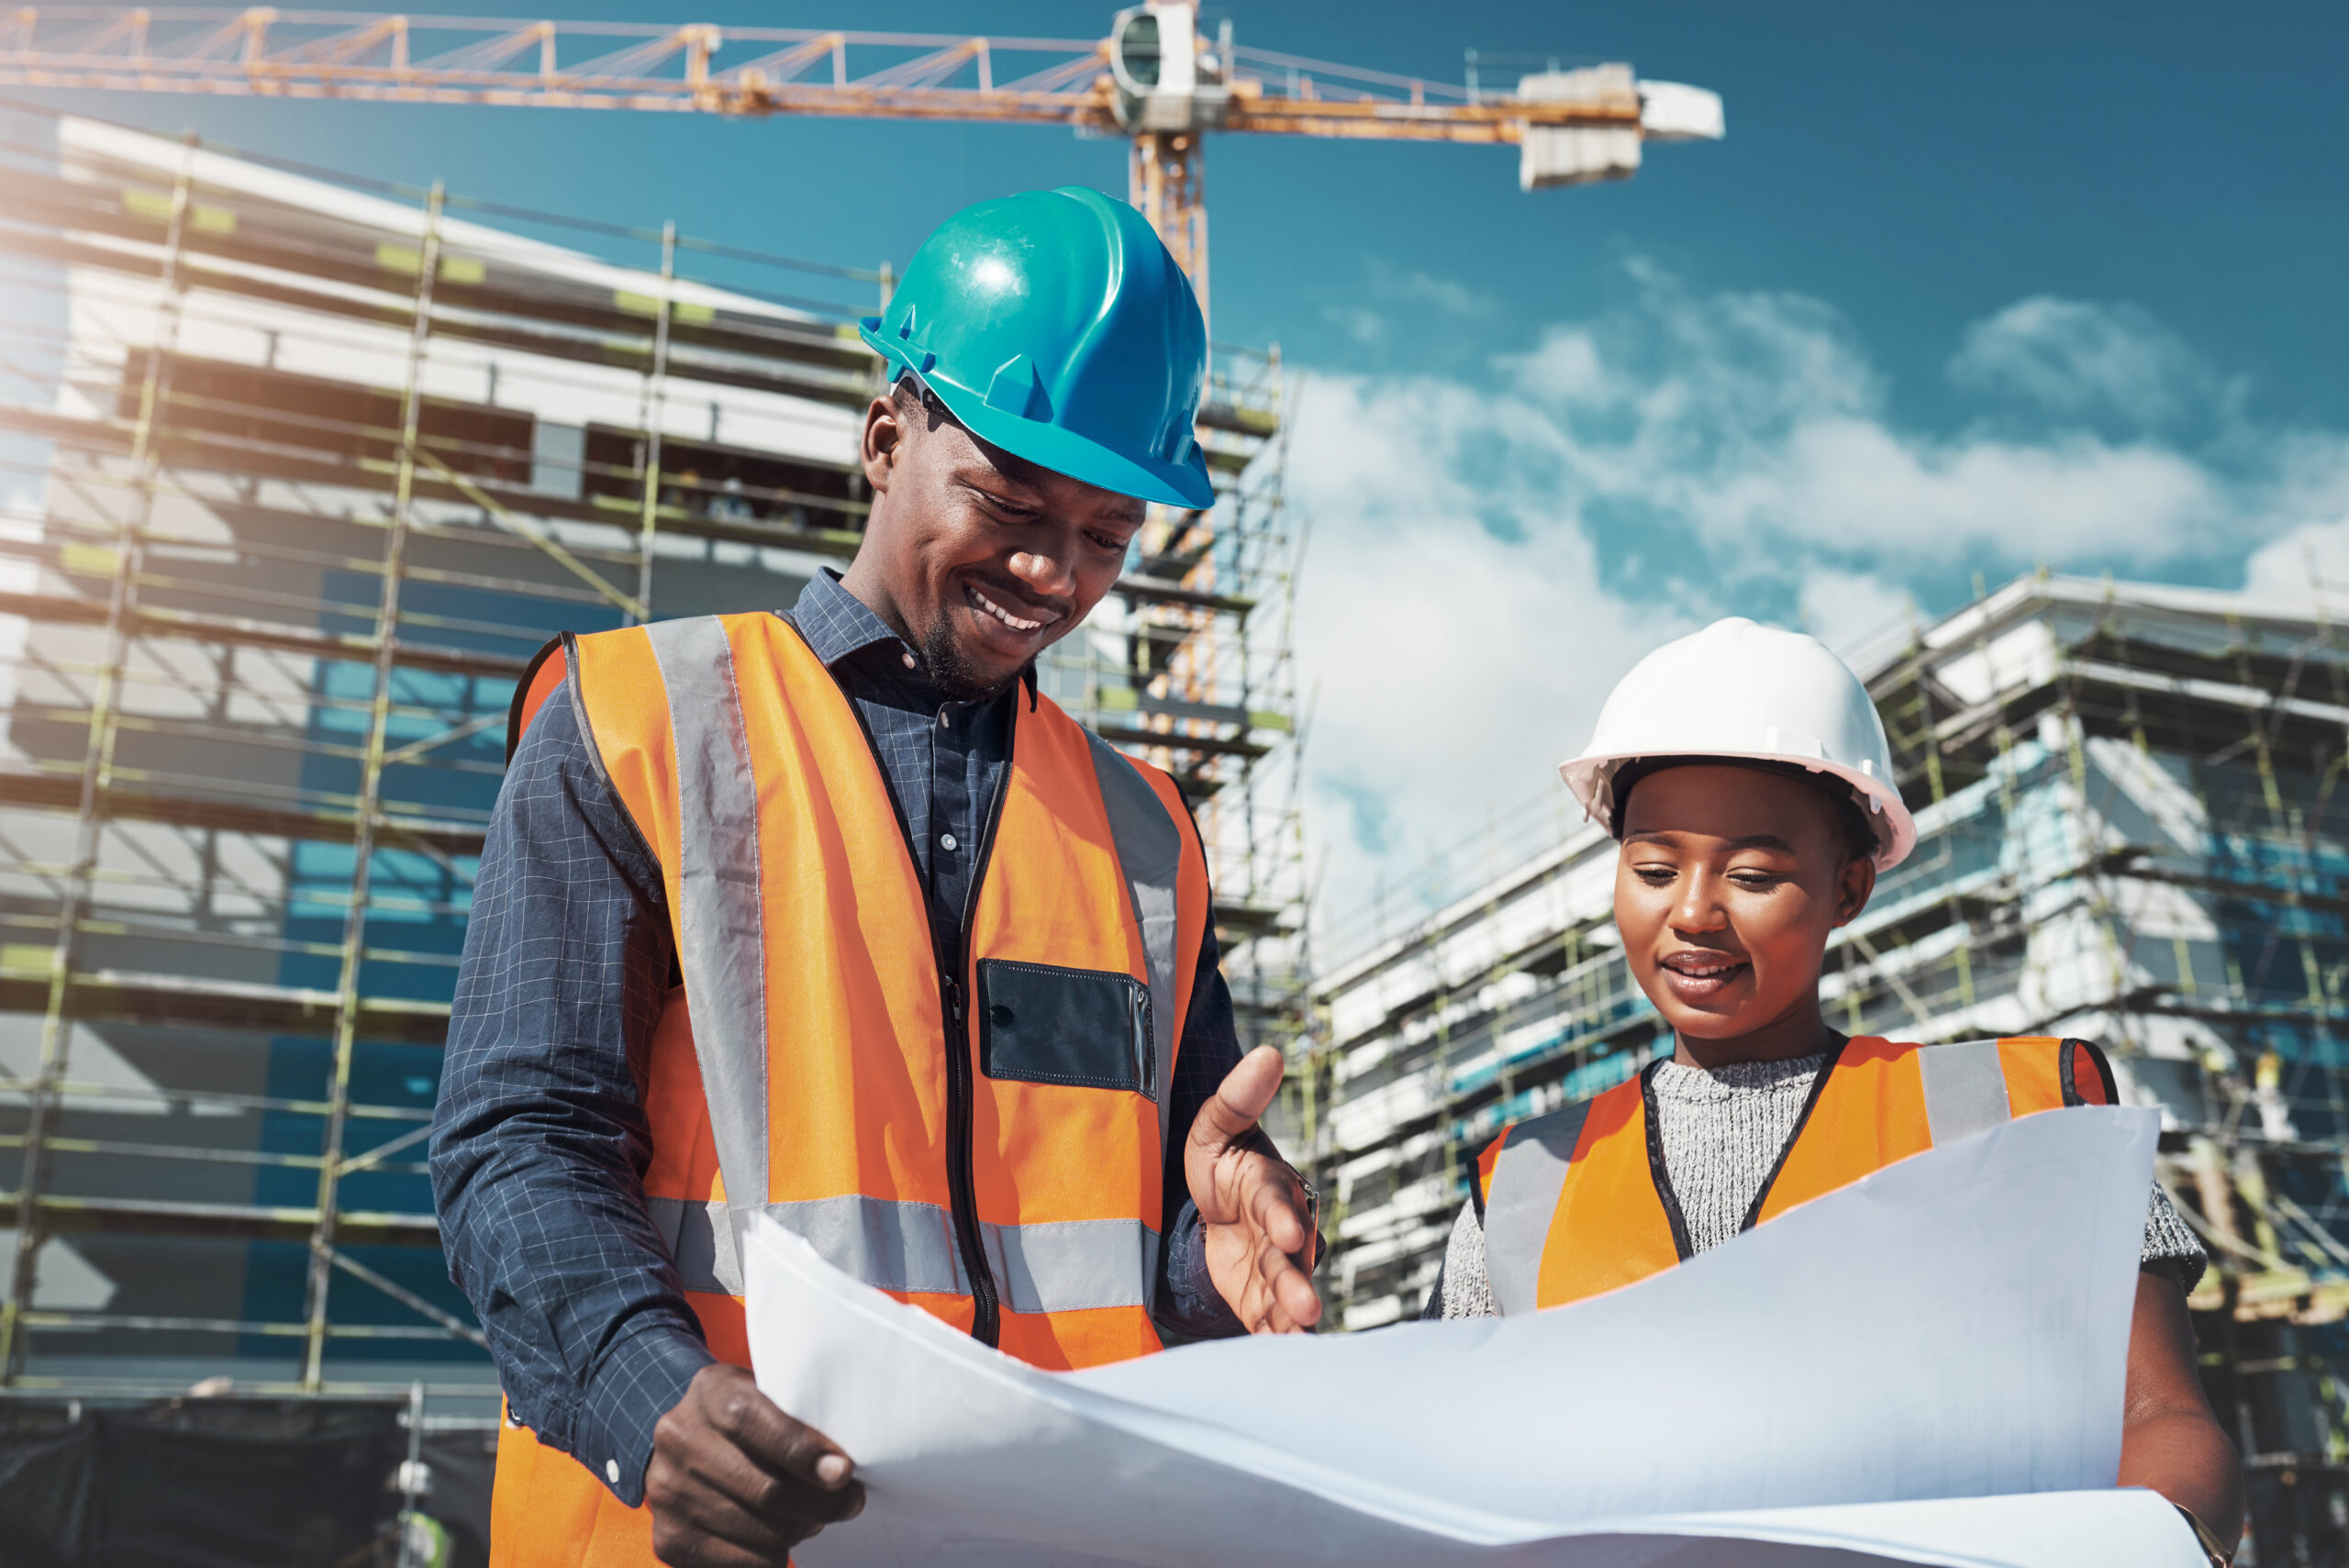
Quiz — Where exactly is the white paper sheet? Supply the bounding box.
[749,1105,2203,1567]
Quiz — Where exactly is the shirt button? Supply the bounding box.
[605,1459,619,1485]
[940,832,959,852]
[900,651,916,669]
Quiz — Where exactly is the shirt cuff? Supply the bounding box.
[1155,1199,1246,1341]
[574,1318,717,1506]
[2143,1181,2210,1296]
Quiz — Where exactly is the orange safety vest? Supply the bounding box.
[485,611,1212,1565]
[1474,1035,2115,1314]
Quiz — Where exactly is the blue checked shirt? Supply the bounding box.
[431,571,1245,1507]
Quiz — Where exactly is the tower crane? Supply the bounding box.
[0,3,1726,315]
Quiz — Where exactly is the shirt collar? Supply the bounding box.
[790,569,909,669]
[787,569,1040,704]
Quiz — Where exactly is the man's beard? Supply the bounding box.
[918,609,1023,703]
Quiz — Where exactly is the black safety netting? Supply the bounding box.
[0,1398,491,1568]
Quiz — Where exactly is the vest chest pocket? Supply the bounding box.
[975,959,1154,1098]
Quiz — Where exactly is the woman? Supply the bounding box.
[1431,617,2243,1563]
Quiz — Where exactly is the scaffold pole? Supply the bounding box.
[1,128,200,1383]
[302,181,446,1392]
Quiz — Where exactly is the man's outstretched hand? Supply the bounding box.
[646,1362,863,1567]
[1187,1044,1322,1334]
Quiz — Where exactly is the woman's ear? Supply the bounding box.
[1833,854,1877,927]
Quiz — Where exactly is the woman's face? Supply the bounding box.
[1614,764,1876,1048]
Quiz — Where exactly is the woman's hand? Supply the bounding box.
[2117,1266,2243,1562]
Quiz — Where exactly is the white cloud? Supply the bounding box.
[1948,297,2222,428]
[1492,275,2243,564]
[1511,328,1607,406]
[1286,263,2349,949]
[1705,417,2224,559]
[1386,269,1491,318]
[1286,373,1685,927]
[1324,305,1385,346]
[1799,569,1914,668]
[1318,264,1492,350]
[2237,439,2349,611]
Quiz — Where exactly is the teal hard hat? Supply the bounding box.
[861,187,1215,511]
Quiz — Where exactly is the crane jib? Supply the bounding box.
[0,5,1721,302]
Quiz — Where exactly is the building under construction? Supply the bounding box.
[7,29,2330,1562]
[0,105,1308,1454]
[1308,573,2349,1563]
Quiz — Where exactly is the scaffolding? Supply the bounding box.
[0,107,1307,1412]
[1039,350,1314,1062]
[1311,571,2349,1565]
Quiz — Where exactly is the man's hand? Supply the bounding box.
[1186,1044,1322,1333]
[646,1362,863,1567]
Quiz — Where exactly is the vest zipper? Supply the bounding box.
[941,699,1017,1349]
[939,971,996,1344]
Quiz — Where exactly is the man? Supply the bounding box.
[432,187,1320,1567]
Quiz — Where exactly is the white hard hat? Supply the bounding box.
[1560,617,1916,871]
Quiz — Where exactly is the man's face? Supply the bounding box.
[845,388,1150,699]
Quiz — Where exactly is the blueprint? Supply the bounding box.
[748,1106,2205,1567]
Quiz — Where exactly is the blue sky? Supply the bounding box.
[20,0,2348,934]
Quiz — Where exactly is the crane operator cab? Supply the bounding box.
[1109,2,1235,131]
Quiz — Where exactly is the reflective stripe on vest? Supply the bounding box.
[1480,1036,2110,1315]
[642,616,773,1270]
[1085,728,1185,1175]
[644,1193,1160,1312]
[1480,1099,1592,1318]
[1916,1036,2012,1146]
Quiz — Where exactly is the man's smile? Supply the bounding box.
[963,581,1063,643]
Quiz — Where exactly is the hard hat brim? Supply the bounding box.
[863,326,1218,511]
[1559,749,1919,873]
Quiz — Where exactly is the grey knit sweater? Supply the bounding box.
[1435,1051,2206,1318]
